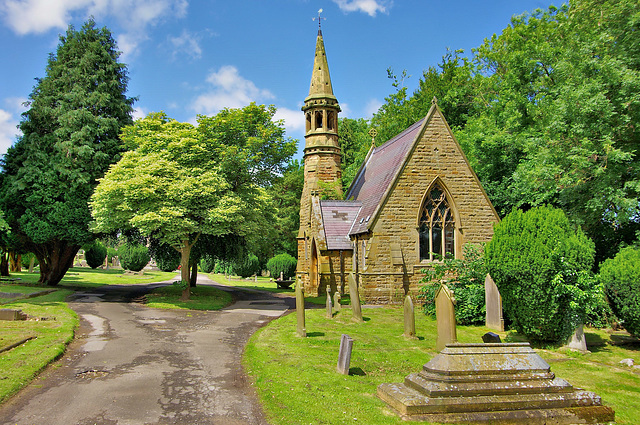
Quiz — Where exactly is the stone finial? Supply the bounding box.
[431,96,438,105]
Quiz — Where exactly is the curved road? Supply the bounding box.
[0,274,294,425]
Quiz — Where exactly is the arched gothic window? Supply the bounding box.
[419,183,455,261]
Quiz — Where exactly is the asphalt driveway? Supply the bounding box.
[0,275,293,425]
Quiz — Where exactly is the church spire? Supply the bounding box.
[305,29,336,102]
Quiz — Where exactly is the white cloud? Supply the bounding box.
[365,98,382,117]
[274,107,305,134]
[339,102,352,117]
[131,106,148,121]
[192,65,275,115]
[1,0,189,59]
[0,109,20,156]
[168,29,202,60]
[332,0,390,17]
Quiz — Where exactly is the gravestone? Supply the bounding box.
[435,284,457,351]
[403,295,417,339]
[348,273,363,323]
[295,277,306,337]
[326,285,333,318]
[337,334,353,375]
[0,309,27,321]
[333,292,341,312]
[565,323,588,351]
[484,274,504,331]
[482,331,502,343]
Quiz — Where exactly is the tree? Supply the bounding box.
[339,118,371,192]
[0,20,134,285]
[91,113,245,299]
[268,160,304,256]
[600,246,640,336]
[485,206,603,343]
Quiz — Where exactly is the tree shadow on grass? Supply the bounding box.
[349,367,366,376]
[307,332,325,337]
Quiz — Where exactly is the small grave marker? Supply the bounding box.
[484,274,504,331]
[348,273,363,323]
[565,323,588,351]
[435,283,457,351]
[337,334,353,375]
[326,285,333,318]
[295,277,306,337]
[333,292,341,312]
[482,332,502,343]
[403,295,417,339]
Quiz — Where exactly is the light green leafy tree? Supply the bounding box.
[91,113,247,300]
[0,20,134,285]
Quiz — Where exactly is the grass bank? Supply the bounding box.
[7,267,178,288]
[0,289,78,403]
[146,284,232,310]
[245,307,640,425]
[208,273,293,294]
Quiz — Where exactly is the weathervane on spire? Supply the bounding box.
[312,8,326,30]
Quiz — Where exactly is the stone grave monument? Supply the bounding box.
[295,277,306,337]
[404,295,417,339]
[435,284,457,351]
[378,342,615,423]
[484,274,504,331]
[326,285,333,318]
[337,334,353,375]
[333,292,341,312]
[565,323,588,352]
[348,273,363,323]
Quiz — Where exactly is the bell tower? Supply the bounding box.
[297,25,342,289]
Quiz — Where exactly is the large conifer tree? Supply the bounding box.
[1,19,134,285]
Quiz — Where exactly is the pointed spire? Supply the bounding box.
[306,30,336,102]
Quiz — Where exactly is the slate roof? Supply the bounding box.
[319,200,362,250]
[346,118,425,235]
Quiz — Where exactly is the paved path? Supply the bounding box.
[0,275,294,425]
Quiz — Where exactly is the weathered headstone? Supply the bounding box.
[435,284,457,351]
[295,277,306,337]
[403,295,416,339]
[565,323,588,351]
[484,274,504,331]
[333,292,341,312]
[337,334,353,375]
[0,309,27,321]
[326,285,333,318]
[482,331,502,343]
[348,273,363,323]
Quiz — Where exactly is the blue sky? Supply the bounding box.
[0,0,558,159]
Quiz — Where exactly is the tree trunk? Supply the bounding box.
[0,252,9,276]
[180,242,192,300]
[34,241,80,286]
[9,252,21,272]
[190,262,198,287]
[28,256,35,273]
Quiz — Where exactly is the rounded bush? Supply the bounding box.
[150,243,181,272]
[200,255,215,273]
[233,253,260,278]
[266,253,297,280]
[600,246,640,336]
[84,241,107,269]
[118,243,150,272]
[485,206,599,343]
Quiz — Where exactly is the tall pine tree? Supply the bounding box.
[1,19,134,285]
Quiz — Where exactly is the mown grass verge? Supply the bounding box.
[145,284,233,310]
[7,267,178,289]
[208,273,293,294]
[245,307,640,425]
[0,289,78,404]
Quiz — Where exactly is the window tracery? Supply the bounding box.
[419,183,455,261]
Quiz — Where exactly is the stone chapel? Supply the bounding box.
[296,29,500,303]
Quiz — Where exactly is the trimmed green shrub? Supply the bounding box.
[200,255,215,273]
[233,253,260,278]
[266,253,297,280]
[118,243,150,272]
[149,241,180,272]
[84,241,107,269]
[418,243,486,326]
[600,246,640,336]
[485,206,601,343]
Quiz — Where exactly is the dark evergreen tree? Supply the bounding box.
[1,19,134,285]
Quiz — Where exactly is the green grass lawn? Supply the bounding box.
[245,307,640,425]
[146,284,233,310]
[208,273,294,294]
[0,289,78,404]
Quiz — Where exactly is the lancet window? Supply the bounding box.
[419,183,455,261]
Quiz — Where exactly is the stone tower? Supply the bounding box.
[297,28,342,291]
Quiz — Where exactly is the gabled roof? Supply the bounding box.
[319,200,362,250]
[346,117,426,235]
